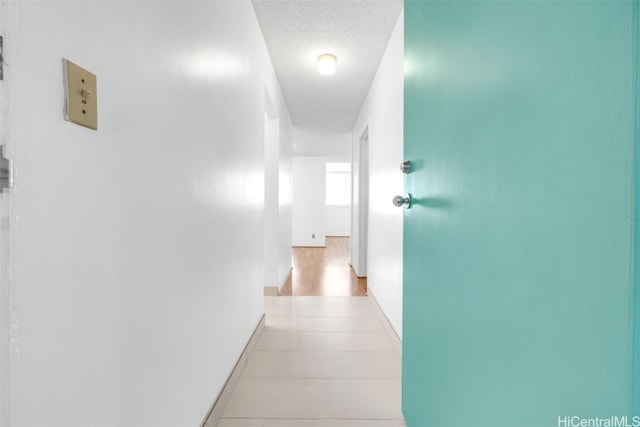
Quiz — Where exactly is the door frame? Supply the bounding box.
[263,89,281,295]
[351,125,369,278]
[0,2,10,424]
[633,0,640,413]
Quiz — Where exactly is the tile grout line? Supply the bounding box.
[219,297,406,426]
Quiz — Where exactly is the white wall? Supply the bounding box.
[292,156,326,247]
[352,11,404,337]
[327,206,350,236]
[5,2,291,426]
[293,127,351,162]
[293,128,351,239]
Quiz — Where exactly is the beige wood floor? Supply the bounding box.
[280,237,367,297]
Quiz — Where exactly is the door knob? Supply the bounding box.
[393,194,412,209]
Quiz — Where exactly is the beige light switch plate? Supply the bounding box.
[63,59,97,130]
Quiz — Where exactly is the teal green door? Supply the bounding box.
[403,1,638,426]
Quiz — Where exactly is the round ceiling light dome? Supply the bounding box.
[317,54,337,75]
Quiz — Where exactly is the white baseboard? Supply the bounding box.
[278,268,292,295]
[201,314,265,427]
[367,289,402,353]
[264,267,293,296]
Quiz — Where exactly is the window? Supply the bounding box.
[326,162,351,206]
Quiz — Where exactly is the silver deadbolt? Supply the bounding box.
[0,146,12,193]
[400,160,411,174]
[393,194,412,209]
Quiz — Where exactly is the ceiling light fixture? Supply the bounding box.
[317,54,337,75]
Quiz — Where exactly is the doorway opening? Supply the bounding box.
[263,91,281,296]
[285,158,364,296]
[282,237,366,296]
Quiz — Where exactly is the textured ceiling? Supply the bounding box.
[252,0,403,133]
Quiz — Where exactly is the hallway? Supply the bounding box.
[218,296,405,426]
[2,1,637,425]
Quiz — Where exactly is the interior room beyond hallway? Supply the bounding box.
[281,237,367,296]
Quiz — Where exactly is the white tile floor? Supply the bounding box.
[218,296,406,427]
